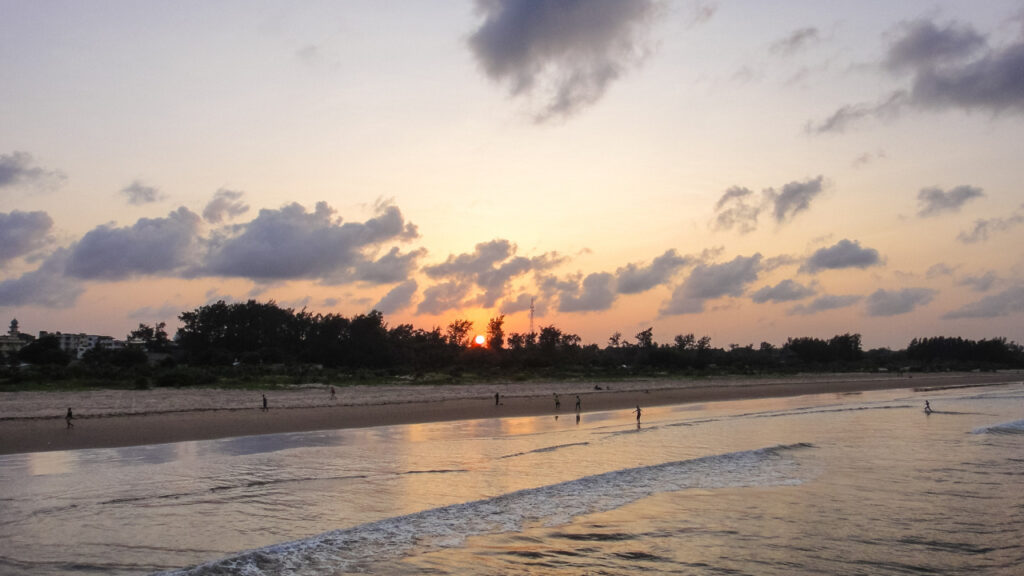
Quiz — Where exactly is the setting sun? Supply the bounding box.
[473,335,486,346]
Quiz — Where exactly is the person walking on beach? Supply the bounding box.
[554,393,560,410]
[262,394,268,412]
[924,400,932,415]
[495,392,500,406]
[65,407,74,428]
[575,395,581,412]
[634,405,642,423]
[330,386,336,400]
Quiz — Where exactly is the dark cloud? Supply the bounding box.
[811,18,1024,132]
[65,208,202,280]
[750,279,815,303]
[712,186,760,233]
[943,285,1024,319]
[884,20,986,72]
[865,287,936,316]
[424,239,561,308]
[801,239,881,273]
[374,279,418,314]
[0,151,66,190]
[713,177,824,232]
[202,188,250,223]
[416,281,472,315]
[0,248,84,307]
[468,0,659,122]
[120,180,164,205]
[957,207,1024,243]
[350,247,426,286]
[661,254,762,314]
[500,292,535,314]
[771,27,820,56]
[201,201,418,281]
[916,185,984,217]
[768,176,824,223]
[558,272,616,312]
[0,210,53,263]
[615,249,694,294]
[788,294,861,315]
[958,271,998,292]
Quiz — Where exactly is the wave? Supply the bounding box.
[500,442,590,459]
[160,443,811,576]
[971,419,1024,435]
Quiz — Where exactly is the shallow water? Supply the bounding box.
[0,383,1021,575]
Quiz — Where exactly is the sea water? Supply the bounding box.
[0,382,1021,575]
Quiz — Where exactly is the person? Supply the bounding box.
[634,405,642,423]
[330,386,336,400]
[554,393,560,410]
[495,392,500,406]
[65,407,74,429]
[575,395,581,412]
[924,400,932,415]
[262,394,268,412]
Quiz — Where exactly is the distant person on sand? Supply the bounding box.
[924,400,932,415]
[66,407,74,428]
[575,395,581,412]
[330,386,336,400]
[554,393,560,410]
[634,405,642,423]
[262,394,268,412]
[495,392,500,406]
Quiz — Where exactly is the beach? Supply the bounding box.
[0,371,1016,455]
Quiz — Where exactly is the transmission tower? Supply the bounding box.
[529,297,535,335]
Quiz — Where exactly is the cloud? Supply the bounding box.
[558,272,616,312]
[865,287,936,316]
[916,185,984,217]
[750,279,815,303]
[65,207,202,280]
[713,177,825,232]
[500,292,535,314]
[943,285,1024,319]
[201,201,418,281]
[768,176,824,223]
[957,207,1024,243]
[712,186,760,233]
[374,279,418,314]
[788,294,861,315]
[120,180,164,205]
[416,281,472,315]
[0,151,66,190]
[926,262,957,278]
[0,210,53,263]
[202,188,250,223]
[958,271,998,292]
[467,0,660,122]
[349,247,426,285]
[424,239,561,308]
[0,248,84,307]
[686,1,717,26]
[852,150,887,168]
[811,18,1024,132]
[771,27,820,56]
[801,239,881,273]
[615,249,694,294]
[661,254,762,314]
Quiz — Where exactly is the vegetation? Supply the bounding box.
[2,300,1022,390]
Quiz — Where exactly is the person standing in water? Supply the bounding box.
[65,407,74,428]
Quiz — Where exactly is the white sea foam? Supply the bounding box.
[971,418,1024,435]
[160,443,810,576]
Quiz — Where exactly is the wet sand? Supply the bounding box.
[0,372,1017,455]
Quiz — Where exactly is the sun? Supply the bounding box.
[473,334,486,346]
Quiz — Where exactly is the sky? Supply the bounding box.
[2,0,1023,350]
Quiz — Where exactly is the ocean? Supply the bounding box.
[0,381,1021,575]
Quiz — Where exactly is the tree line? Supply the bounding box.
[4,299,1023,387]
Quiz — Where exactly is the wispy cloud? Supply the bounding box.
[0,210,53,263]
[0,151,66,191]
[916,185,984,217]
[801,239,882,273]
[120,180,165,206]
[865,287,936,316]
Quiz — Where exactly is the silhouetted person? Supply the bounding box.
[262,394,268,412]
[924,400,932,415]
[330,386,336,400]
[554,393,560,410]
[575,395,581,412]
[634,405,642,423]
[495,392,500,406]
[65,407,74,429]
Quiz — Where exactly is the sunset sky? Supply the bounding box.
[2,0,1023,350]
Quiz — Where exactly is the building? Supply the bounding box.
[0,319,28,357]
[38,330,126,359]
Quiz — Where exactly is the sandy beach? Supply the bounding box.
[0,372,1018,455]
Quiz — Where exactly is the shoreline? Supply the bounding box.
[1,372,1018,455]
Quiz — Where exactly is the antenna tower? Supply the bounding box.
[529,297,535,335]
